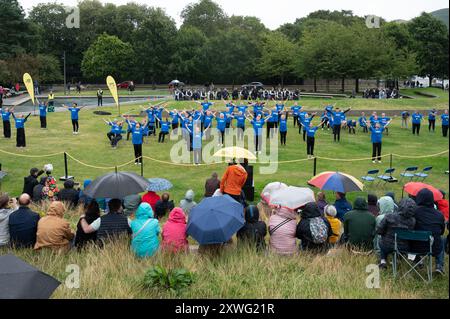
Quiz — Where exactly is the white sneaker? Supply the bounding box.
[372,161,376,163]
[378,161,382,164]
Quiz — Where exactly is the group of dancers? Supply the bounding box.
[1,97,449,165]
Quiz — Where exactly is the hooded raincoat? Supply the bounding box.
[161,208,188,252]
[130,203,160,258]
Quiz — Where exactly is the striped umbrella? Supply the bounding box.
[308,171,364,193]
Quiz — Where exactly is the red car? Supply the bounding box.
[117,81,134,89]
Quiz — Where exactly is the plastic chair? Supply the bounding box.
[377,168,396,186]
[393,228,434,283]
[414,167,432,181]
[361,169,379,186]
[400,166,418,183]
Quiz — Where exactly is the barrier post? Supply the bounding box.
[140,156,144,177]
[59,152,73,181]
[313,157,317,176]
[115,166,118,173]
[389,153,393,170]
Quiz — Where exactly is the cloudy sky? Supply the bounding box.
[19,0,448,30]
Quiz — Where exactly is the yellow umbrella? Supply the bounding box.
[212,147,257,160]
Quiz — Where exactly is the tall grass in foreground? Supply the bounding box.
[1,226,448,299]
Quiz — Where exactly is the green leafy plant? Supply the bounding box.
[143,266,194,293]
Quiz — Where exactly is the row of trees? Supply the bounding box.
[0,0,448,89]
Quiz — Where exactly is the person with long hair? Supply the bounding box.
[75,200,101,249]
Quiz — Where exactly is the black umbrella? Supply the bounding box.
[0,254,60,299]
[84,171,149,199]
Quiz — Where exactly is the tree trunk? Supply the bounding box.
[341,78,345,93]
[326,79,330,92]
[313,77,317,93]
[429,75,433,88]
[355,78,359,93]
[281,74,284,89]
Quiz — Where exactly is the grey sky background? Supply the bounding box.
[19,0,449,30]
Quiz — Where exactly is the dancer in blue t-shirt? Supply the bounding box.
[245,112,271,154]
[369,122,389,163]
[37,99,48,129]
[326,106,351,142]
[1,106,13,138]
[103,119,123,149]
[428,109,437,132]
[11,111,31,147]
[441,109,449,137]
[411,111,423,135]
[63,103,86,134]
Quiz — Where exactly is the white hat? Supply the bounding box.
[44,164,53,173]
[324,205,337,217]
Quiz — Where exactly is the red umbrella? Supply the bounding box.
[403,182,443,201]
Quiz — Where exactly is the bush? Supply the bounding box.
[142,266,194,293]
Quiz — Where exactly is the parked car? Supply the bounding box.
[117,81,134,89]
[241,82,264,90]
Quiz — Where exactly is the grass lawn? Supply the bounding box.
[0,94,448,299]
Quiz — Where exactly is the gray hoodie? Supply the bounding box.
[0,208,16,246]
[180,190,197,215]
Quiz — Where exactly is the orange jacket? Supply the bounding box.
[220,165,248,196]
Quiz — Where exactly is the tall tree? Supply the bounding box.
[181,0,229,37]
[81,34,135,81]
[408,13,449,86]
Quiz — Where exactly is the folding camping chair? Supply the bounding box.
[399,166,418,183]
[377,168,396,186]
[393,228,434,283]
[414,166,432,182]
[361,169,379,186]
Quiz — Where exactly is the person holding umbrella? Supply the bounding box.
[220,160,248,204]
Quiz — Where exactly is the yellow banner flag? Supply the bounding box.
[106,75,119,108]
[23,73,35,105]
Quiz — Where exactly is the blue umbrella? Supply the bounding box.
[146,178,173,192]
[187,195,245,245]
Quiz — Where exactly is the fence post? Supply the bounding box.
[313,157,317,176]
[389,153,393,170]
[59,152,73,181]
[140,156,144,177]
[115,166,118,174]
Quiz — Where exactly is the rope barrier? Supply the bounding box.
[0,148,448,170]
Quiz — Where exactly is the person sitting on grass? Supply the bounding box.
[23,167,44,198]
[78,179,93,207]
[80,198,131,245]
[75,201,100,250]
[376,198,416,270]
[8,194,40,248]
[180,190,197,215]
[155,193,175,220]
[142,188,161,212]
[0,195,18,247]
[367,194,379,217]
[58,179,79,209]
[32,177,47,203]
[161,207,188,253]
[237,205,267,251]
[296,202,332,253]
[129,202,160,258]
[41,177,60,202]
[324,205,342,245]
[204,172,221,198]
[269,207,298,255]
[123,194,141,217]
[343,197,376,251]
[34,201,74,252]
[334,192,352,222]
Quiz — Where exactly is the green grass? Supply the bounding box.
[0,95,448,299]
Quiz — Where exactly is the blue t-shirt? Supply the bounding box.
[279,119,287,132]
[127,120,137,132]
[14,118,27,129]
[109,123,122,134]
[226,104,235,114]
[169,111,179,124]
[328,110,345,126]
[298,111,307,122]
[428,111,436,120]
[235,115,246,128]
[39,105,47,117]
[237,105,248,113]
[269,110,279,122]
[2,111,11,121]
[276,104,284,112]
[146,109,155,123]
[370,118,380,126]
[380,117,390,127]
[193,132,203,150]
[185,120,194,133]
[251,119,265,136]
[301,117,312,130]
[204,114,214,128]
[412,114,423,124]
[441,114,449,126]
[131,127,145,145]
[291,106,301,115]
[161,122,170,133]
[306,126,319,137]
[370,127,384,143]
[201,102,212,112]
[69,108,80,120]
[156,108,163,120]
[359,117,367,127]
[216,117,226,132]
[253,105,263,116]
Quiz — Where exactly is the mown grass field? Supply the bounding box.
[0,87,448,299]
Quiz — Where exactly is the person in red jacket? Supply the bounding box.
[161,207,188,253]
[220,160,248,203]
[141,190,161,211]
[436,190,449,222]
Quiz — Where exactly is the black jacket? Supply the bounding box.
[154,200,175,219]
[23,170,44,196]
[237,206,267,250]
[296,202,332,252]
[377,198,416,251]
[75,217,98,249]
[411,189,445,256]
[59,181,79,208]
[8,207,40,248]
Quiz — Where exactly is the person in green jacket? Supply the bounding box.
[343,197,376,250]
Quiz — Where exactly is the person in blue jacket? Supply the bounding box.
[129,203,160,258]
[327,106,351,142]
[104,119,123,149]
[411,111,423,135]
[1,106,14,138]
[63,103,85,134]
[428,109,437,132]
[369,122,388,163]
[11,112,31,148]
[441,109,449,137]
[359,112,368,133]
[156,117,171,143]
[37,99,48,129]
[290,103,302,127]
[130,121,146,164]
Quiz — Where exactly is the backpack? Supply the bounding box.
[309,217,329,244]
